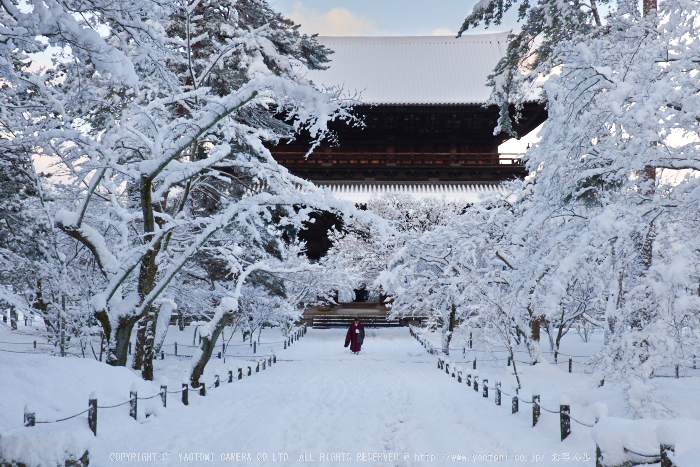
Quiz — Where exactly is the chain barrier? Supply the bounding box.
[435,354,608,450]
[97,400,132,409]
[623,447,660,459]
[16,326,306,431]
[570,415,595,428]
[35,408,90,424]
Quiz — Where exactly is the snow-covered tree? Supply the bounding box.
[327,193,465,300]
[0,149,101,355]
[378,192,516,355]
[495,0,700,393]
[1,0,383,383]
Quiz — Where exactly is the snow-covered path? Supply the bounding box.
[87,328,594,466]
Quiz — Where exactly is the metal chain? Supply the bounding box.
[539,404,560,414]
[623,447,660,459]
[569,415,594,428]
[35,408,90,424]
[22,347,286,427]
[97,400,132,409]
[138,393,163,401]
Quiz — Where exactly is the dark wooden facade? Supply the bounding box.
[270,100,546,260]
[271,102,546,184]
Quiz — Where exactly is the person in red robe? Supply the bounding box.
[344,317,365,354]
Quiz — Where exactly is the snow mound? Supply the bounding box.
[592,416,700,467]
[0,420,91,467]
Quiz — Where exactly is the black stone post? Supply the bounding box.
[255,362,260,373]
[466,373,471,386]
[569,358,572,373]
[130,390,137,420]
[247,366,252,376]
[482,378,488,398]
[512,388,519,414]
[262,359,266,370]
[160,385,167,408]
[560,404,571,441]
[253,341,256,354]
[214,374,220,388]
[495,382,501,406]
[24,405,35,427]
[88,397,97,435]
[473,375,479,393]
[660,444,675,467]
[473,358,477,370]
[273,354,277,363]
[457,371,462,383]
[284,340,287,349]
[228,369,233,383]
[182,383,188,406]
[532,394,540,427]
[469,332,472,348]
[238,368,243,380]
[174,342,178,356]
[10,306,17,330]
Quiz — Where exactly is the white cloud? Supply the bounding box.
[431,27,457,36]
[288,1,382,36]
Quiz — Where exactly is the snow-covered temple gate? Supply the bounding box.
[269,34,546,323]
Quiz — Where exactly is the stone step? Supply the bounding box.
[337,302,385,309]
[310,315,400,329]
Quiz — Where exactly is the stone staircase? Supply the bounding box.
[310,314,401,329]
[302,302,425,329]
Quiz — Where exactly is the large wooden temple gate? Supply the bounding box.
[268,33,546,325]
[272,33,545,187]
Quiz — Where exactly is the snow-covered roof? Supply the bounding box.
[323,182,506,204]
[305,33,510,105]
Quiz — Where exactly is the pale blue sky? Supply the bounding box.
[270,0,521,36]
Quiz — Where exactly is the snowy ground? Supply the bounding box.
[1,323,699,466]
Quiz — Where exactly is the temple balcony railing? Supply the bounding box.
[272,151,525,167]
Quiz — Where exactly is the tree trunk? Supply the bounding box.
[526,306,543,365]
[133,176,161,381]
[132,317,147,370]
[643,0,656,15]
[190,311,233,387]
[442,304,457,355]
[526,337,544,365]
[106,316,139,366]
[141,304,158,380]
[531,315,540,341]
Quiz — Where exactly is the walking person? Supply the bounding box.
[344,317,365,354]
